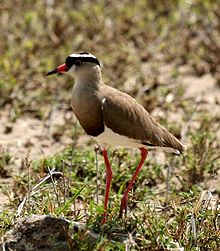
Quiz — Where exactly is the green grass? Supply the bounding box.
[0,0,220,250]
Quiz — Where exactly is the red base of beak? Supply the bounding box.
[46,63,68,76]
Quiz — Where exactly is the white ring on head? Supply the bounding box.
[69,53,97,59]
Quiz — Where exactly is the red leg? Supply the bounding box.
[119,148,148,217]
[101,149,113,224]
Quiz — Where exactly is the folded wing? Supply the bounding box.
[101,85,186,154]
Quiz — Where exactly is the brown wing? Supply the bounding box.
[100,85,186,153]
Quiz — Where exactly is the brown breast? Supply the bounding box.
[71,85,104,136]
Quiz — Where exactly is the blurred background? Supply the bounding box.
[0,0,219,249]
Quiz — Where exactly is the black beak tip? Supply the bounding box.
[46,69,57,76]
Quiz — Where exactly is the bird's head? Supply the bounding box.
[46,52,101,81]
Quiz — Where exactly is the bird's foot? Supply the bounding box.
[119,195,127,218]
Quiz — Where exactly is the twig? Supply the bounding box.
[165,164,172,204]
[71,122,77,211]
[94,146,100,204]
[62,160,67,204]
[48,167,61,207]
[26,157,32,213]
[213,198,219,231]
[1,241,6,251]
[33,170,61,191]
[191,213,197,245]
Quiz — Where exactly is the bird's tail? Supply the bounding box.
[158,125,187,155]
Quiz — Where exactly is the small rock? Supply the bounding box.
[1,215,71,251]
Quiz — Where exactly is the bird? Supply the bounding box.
[46,52,187,223]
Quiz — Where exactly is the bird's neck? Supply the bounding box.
[74,65,102,90]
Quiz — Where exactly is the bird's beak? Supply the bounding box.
[46,63,68,76]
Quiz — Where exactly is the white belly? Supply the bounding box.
[93,126,143,149]
[93,126,181,154]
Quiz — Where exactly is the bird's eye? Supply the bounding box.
[75,60,82,66]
